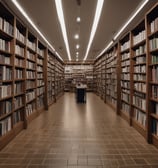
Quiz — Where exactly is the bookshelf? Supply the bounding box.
[0,2,64,150]
[105,46,118,108]
[147,3,158,146]
[131,19,147,138]
[119,33,131,123]
[47,50,56,105]
[37,41,45,111]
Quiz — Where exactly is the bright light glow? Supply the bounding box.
[114,0,149,40]
[83,0,104,61]
[76,52,79,55]
[76,17,81,23]
[11,0,63,61]
[55,0,71,61]
[97,0,149,59]
[74,34,79,39]
[76,44,80,49]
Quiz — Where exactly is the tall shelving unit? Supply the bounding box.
[0,2,65,150]
[147,3,158,147]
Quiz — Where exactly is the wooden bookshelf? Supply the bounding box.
[0,1,64,150]
[131,19,147,138]
[146,3,158,145]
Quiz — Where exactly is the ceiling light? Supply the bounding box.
[74,34,79,39]
[83,0,104,61]
[76,17,81,23]
[97,0,149,59]
[114,0,149,40]
[76,52,79,55]
[11,0,63,61]
[55,0,71,61]
[76,44,80,49]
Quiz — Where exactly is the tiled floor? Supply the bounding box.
[0,93,158,168]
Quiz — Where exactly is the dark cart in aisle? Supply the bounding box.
[76,85,87,103]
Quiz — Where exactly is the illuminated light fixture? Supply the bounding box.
[76,44,80,49]
[74,34,79,39]
[11,0,63,61]
[76,17,81,23]
[83,0,104,61]
[114,0,149,40]
[76,51,79,55]
[55,0,71,61]
[97,0,149,59]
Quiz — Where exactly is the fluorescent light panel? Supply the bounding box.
[11,0,63,61]
[83,0,104,61]
[55,0,71,61]
[97,0,149,59]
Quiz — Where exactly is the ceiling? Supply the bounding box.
[3,0,158,62]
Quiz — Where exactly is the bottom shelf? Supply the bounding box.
[0,121,24,150]
[132,118,147,139]
[152,134,158,148]
[120,110,130,124]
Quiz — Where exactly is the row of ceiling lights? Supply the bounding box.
[11,0,149,62]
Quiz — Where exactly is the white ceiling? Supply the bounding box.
[3,0,158,62]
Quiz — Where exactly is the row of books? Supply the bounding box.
[15,69,23,79]
[121,81,130,89]
[121,60,130,67]
[13,110,22,124]
[133,108,146,127]
[0,17,13,36]
[37,80,44,87]
[37,73,43,79]
[0,54,10,64]
[37,96,44,108]
[0,117,11,136]
[37,66,43,72]
[153,103,158,115]
[134,45,146,56]
[121,102,130,114]
[37,58,43,65]
[26,90,35,103]
[27,50,35,61]
[152,86,158,99]
[26,81,35,90]
[122,66,130,73]
[121,41,130,51]
[0,66,12,80]
[134,82,146,92]
[27,39,36,51]
[133,30,146,45]
[133,74,146,81]
[14,82,23,95]
[151,66,158,82]
[26,71,36,79]
[151,54,158,64]
[0,100,12,116]
[26,103,35,117]
[135,55,146,64]
[15,57,24,67]
[134,65,146,73]
[0,84,12,99]
[133,93,146,111]
[15,45,24,56]
[121,52,130,60]
[121,92,130,102]
[121,73,130,80]
[37,48,44,57]
[14,96,23,110]
[149,37,158,50]
[0,38,11,52]
[150,17,158,34]
[26,61,36,70]
[15,27,25,43]
[37,87,44,96]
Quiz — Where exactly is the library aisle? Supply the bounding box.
[1,93,158,168]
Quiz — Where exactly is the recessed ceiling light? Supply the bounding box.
[76,44,80,49]
[76,52,79,55]
[76,17,81,23]
[74,34,79,39]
